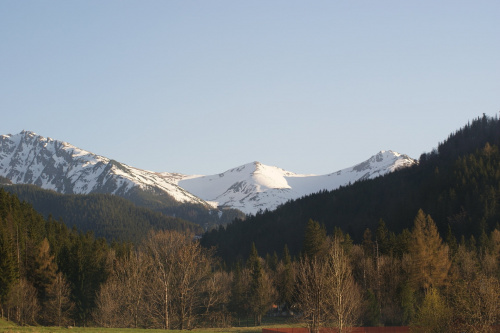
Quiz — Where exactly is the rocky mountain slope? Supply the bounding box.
[176,151,416,214]
[0,131,417,216]
[0,130,209,205]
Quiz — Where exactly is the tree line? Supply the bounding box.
[2,183,499,331]
[90,211,500,332]
[201,114,500,264]
[2,114,500,330]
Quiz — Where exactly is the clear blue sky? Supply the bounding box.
[1,1,499,175]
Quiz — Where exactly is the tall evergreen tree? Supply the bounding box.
[303,219,327,258]
[247,243,274,325]
[0,218,18,316]
[276,245,294,312]
[229,262,247,325]
[375,219,390,255]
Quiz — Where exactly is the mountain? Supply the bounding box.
[0,130,416,220]
[0,130,208,205]
[0,131,248,228]
[201,115,500,264]
[176,151,416,215]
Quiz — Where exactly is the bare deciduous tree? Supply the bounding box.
[44,272,74,326]
[142,230,216,329]
[200,270,232,327]
[326,238,362,333]
[296,237,362,333]
[173,239,212,329]
[143,230,185,329]
[6,278,39,325]
[296,255,330,333]
[94,249,150,328]
[93,275,123,328]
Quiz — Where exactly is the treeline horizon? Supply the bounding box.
[1,114,500,331]
[202,114,500,264]
[1,187,499,331]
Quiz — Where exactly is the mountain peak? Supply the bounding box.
[0,130,417,216]
[0,131,210,207]
[178,153,416,214]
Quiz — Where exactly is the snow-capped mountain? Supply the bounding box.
[176,151,417,214]
[0,131,209,206]
[0,131,417,216]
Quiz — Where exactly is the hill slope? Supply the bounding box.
[201,115,500,263]
[2,184,202,242]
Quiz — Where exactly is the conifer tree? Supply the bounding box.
[31,238,58,304]
[445,224,458,255]
[375,219,390,255]
[399,280,416,325]
[362,228,374,257]
[276,245,294,312]
[247,243,274,326]
[411,287,451,332]
[229,262,247,325]
[303,219,327,258]
[408,210,451,292]
[0,220,18,316]
[363,289,380,326]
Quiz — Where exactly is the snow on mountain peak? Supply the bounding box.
[0,131,417,216]
[177,151,417,214]
[0,131,210,206]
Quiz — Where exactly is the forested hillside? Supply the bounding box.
[0,188,111,325]
[2,115,500,331]
[121,186,245,229]
[202,115,500,263]
[2,184,203,242]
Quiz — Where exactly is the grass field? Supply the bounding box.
[0,317,301,333]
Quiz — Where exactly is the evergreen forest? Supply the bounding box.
[1,115,500,331]
[1,185,203,242]
[202,114,500,263]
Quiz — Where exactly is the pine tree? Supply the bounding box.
[362,228,374,257]
[363,288,380,326]
[229,262,247,325]
[375,219,390,255]
[0,218,18,316]
[276,245,294,312]
[399,281,416,325]
[247,243,274,326]
[445,224,458,255]
[303,219,327,258]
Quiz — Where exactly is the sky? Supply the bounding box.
[1,1,499,175]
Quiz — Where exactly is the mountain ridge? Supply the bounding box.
[0,130,417,216]
[200,115,500,263]
[0,130,209,204]
[176,151,416,214]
